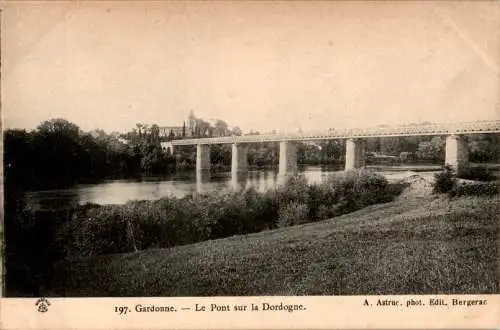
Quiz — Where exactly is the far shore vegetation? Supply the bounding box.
[5,118,500,191]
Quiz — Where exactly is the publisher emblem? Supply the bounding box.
[35,297,50,313]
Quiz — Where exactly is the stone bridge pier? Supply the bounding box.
[196,144,211,175]
[190,132,471,191]
[445,135,469,175]
[278,141,298,185]
[231,143,249,191]
[196,144,211,192]
[345,138,365,170]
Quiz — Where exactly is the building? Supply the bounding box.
[158,126,185,137]
[158,110,197,138]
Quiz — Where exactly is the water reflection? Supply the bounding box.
[24,165,445,210]
[231,171,248,192]
[196,171,212,194]
[23,189,81,211]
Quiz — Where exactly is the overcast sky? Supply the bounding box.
[3,1,499,134]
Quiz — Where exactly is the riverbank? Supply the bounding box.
[46,176,499,296]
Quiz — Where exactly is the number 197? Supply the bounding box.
[115,306,129,315]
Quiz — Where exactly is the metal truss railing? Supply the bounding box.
[170,120,500,146]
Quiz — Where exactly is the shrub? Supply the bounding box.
[307,183,344,220]
[276,175,310,207]
[277,202,309,228]
[5,196,73,295]
[307,184,331,220]
[242,188,279,231]
[433,166,457,194]
[56,169,403,259]
[352,169,391,204]
[316,204,341,220]
[458,166,496,182]
[322,170,391,213]
[175,195,217,244]
[58,205,130,259]
[136,197,195,248]
[207,193,251,238]
[212,163,230,173]
[450,181,499,197]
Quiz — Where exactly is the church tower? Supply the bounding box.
[188,110,196,136]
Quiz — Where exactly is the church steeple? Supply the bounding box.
[188,110,196,137]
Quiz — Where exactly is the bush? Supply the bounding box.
[154,195,211,246]
[58,189,281,259]
[242,188,279,231]
[277,202,309,228]
[211,163,230,173]
[433,165,499,197]
[316,204,341,220]
[321,170,392,213]
[276,175,310,207]
[450,181,499,197]
[307,184,334,220]
[56,169,402,259]
[204,193,251,238]
[58,205,135,259]
[433,166,457,194]
[5,194,73,295]
[138,197,200,248]
[458,166,496,182]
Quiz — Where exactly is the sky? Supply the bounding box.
[3,1,499,134]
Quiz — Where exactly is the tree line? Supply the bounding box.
[4,118,500,192]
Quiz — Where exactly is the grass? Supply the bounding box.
[47,191,499,296]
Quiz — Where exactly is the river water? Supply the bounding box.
[23,164,446,210]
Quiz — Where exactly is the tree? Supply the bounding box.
[149,124,160,144]
[140,145,164,174]
[136,123,144,137]
[214,120,229,137]
[231,126,243,136]
[365,137,381,152]
[195,119,211,137]
[210,145,231,167]
[37,118,80,138]
[319,140,344,161]
[31,119,88,187]
[468,133,500,162]
[399,136,420,154]
[416,136,445,162]
[380,137,402,156]
[4,129,34,189]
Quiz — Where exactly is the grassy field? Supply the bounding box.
[47,184,499,296]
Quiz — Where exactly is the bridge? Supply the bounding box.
[165,120,500,187]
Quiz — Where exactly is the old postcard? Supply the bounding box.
[1,0,499,329]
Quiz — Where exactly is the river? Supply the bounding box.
[23,164,447,210]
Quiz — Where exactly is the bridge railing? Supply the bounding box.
[169,120,500,145]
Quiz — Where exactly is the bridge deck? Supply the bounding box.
[170,120,500,145]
